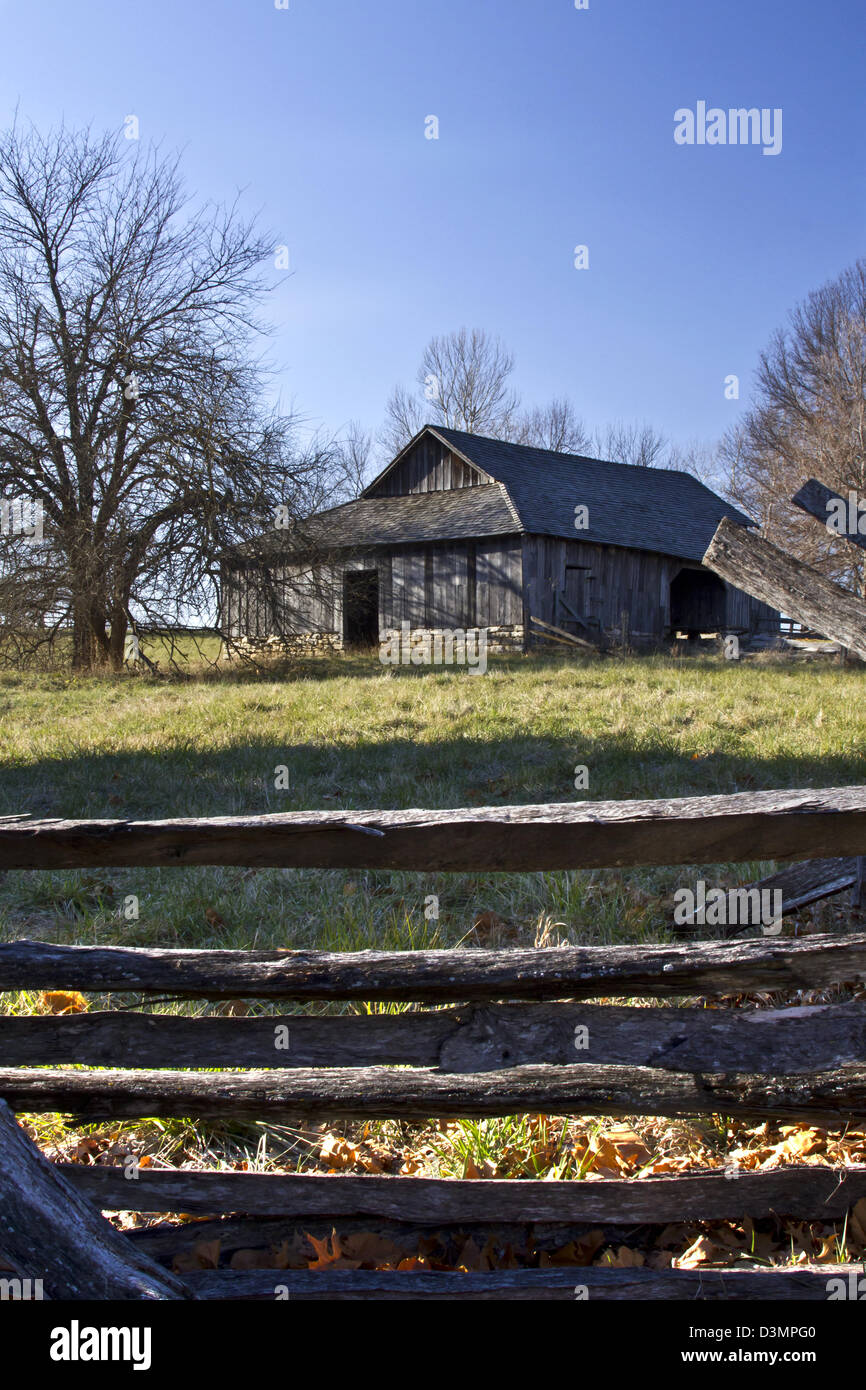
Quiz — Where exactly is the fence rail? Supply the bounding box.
[1,784,866,870]
[3,785,866,1300]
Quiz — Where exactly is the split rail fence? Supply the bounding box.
[2,786,866,1299]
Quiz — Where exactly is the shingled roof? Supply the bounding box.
[233,482,518,561]
[236,426,753,565]
[404,426,754,562]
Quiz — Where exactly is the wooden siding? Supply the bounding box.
[225,534,775,649]
[521,538,777,639]
[366,435,490,497]
[386,539,521,630]
[226,537,522,642]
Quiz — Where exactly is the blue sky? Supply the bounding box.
[0,0,863,457]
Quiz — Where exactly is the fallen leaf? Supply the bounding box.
[672,1235,730,1269]
[341,1233,407,1267]
[598,1246,645,1268]
[319,1133,360,1169]
[39,990,88,1015]
[215,999,249,1017]
[472,909,508,940]
[306,1231,361,1271]
[172,1239,220,1273]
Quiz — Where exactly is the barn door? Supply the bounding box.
[343,570,379,647]
[669,568,726,636]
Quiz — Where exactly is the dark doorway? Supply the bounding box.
[343,569,379,647]
[670,568,727,638]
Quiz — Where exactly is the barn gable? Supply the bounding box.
[363,429,492,497]
[366,425,754,565]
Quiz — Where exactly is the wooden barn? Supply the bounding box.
[222,425,777,655]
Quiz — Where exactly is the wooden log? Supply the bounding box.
[671,857,859,933]
[529,626,589,649]
[5,999,866,1074]
[703,516,866,659]
[3,932,865,1001]
[747,857,858,914]
[529,616,599,651]
[63,1163,866,1224]
[125,1213,645,1262]
[0,1099,192,1300]
[126,1214,563,1261]
[5,1060,866,1125]
[3,785,866,871]
[179,1264,862,1300]
[792,478,866,553]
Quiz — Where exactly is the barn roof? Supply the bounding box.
[234,426,753,566]
[386,426,754,561]
[233,483,518,561]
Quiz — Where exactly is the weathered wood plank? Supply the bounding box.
[672,857,859,933]
[0,1099,192,1300]
[703,516,866,659]
[2,785,866,870]
[5,1061,866,1124]
[5,1000,864,1074]
[179,1264,861,1300]
[748,857,858,914]
[792,478,866,553]
[3,933,865,1001]
[62,1163,866,1223]
[529,616,600,651]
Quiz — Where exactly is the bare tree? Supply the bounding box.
[514,397,591,453]
[0,120,331,670]
[332,420,374,500]
[665,439,728,490]
[379,383,426,459]
[592,421,671,469]
[381,328,519,454]
[379,329,680,484]
[724,258,866,593]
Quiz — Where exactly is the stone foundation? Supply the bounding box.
[388,624,524,654]
[226,631,343,660]
[226,624,525,661]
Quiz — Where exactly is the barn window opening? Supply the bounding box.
[343,569,379,648]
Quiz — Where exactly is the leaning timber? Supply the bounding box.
[672,856,859,934]
[703,516,866,660]
[0,1100,192,1300]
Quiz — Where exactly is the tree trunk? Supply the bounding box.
[108,603,128,671]
[71,595,105,671]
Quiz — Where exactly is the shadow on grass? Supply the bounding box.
[2,729,864,822]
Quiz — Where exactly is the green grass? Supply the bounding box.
[3,648,865,1188]
[0,649,862,957]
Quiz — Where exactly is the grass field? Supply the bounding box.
[2,649,864,955]
[3,649,866,1260]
